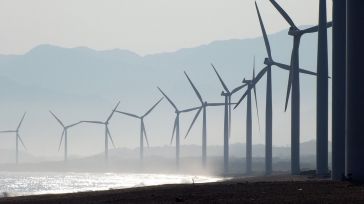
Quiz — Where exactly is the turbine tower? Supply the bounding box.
[331,0,346,181]
[211,64,246,174]
[184,71,225,170]
[116,98,163,163]
[0,113,27,164]
[81,101,120,160]
[316,0,329,177]
[269,0,332,175]
[49,111,84,162]
[158,87,200,170]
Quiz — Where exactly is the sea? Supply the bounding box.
[0,172,222,197]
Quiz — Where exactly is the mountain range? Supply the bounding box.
[0,26,332,157]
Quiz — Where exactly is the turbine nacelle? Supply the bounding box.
[221,91,230,97]
[264,58,274,66]
[288,27,301,36]
[243,78,252,84]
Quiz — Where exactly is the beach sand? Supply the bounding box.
[1,174,363,203]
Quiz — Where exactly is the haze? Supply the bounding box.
[0,0,333,160]
[0,0,332,55]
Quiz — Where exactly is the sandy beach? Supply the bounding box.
[1,174,363,204]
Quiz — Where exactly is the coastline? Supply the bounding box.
[1,174,363,204]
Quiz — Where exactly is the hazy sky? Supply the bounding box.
[0,0,332,55]
[0,0,334,158]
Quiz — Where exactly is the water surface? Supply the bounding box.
[0,172,222,197]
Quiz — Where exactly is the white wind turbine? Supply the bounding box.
[50,111,84,162]
[81,101,120,160]
[115,98,164,163]
[0,113,27,164]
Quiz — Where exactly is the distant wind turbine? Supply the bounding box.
[184,71,225,169]
[0,113,27,164]
[81,101,120,160]
[116,98,164,163]
[49,111,84,162]
[211,64,246,174]
[234,61,261,174]
[158,87,200,170]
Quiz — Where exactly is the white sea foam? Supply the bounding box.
[0,172,222,197]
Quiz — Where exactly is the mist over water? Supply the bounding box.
[0,172,222,197]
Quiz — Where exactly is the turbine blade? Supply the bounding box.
[170,116,177,145]
[269,0,297,29]
[274,61,318,76]
[299,69,318,76]
[115,111,140,119]
[143,97,164,117]
[81,121,105,124]
[142,122,150,148]
[252,60,260,131]
[49,111,65,127]
[0,130,16,133]
[253,58,256,79]
[17,112,26,131]
[302,21,332,34]
[228,96,232,139]
[255,2,272,59]
[273,62,291,71]
[185,107,202,139]
[179,106,201,113]
[206,103,226,106]
[184,71,204,104]
[252,66,269,85]
[231,84,247,95]
[67,121,82,128]
[106,126,116,149]
[106,101,121,122]
[253,83,261,137]
[18,135,27,151]
[211,64,229,93]
[284,70,293,112]
[233,89,249,110]
[157,87,178,111]
[58,129,65,152]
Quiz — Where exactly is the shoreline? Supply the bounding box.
[1,174,363,203]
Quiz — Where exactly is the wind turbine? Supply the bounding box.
[210,64,247,174]
[0,113,27,164]
[235,1,325,175]
[81,101,120,160]
[211,64,247,137]
[235,61,261,175]
[269,0,332,175]
[183,71,226,170]
[116,98,164,163]
[157,87,200,170]
[49,111,84,162]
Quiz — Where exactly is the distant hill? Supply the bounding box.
[0,26,331,103]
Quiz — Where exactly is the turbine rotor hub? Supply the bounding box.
[288,27,300,36]
[221,91,229,96]
[264,58,273,66]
